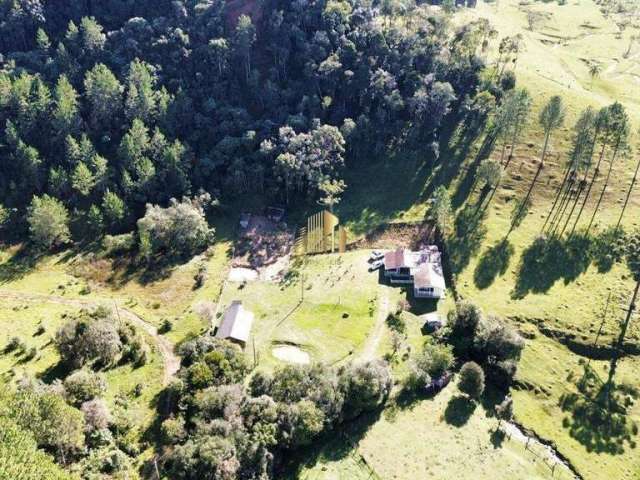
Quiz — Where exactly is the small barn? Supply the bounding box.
[216,301,254,348]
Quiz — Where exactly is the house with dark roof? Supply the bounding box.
[216,301,254,348]
[383,246,446,299]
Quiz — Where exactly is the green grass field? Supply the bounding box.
[218,250,388,368]
[1,1,640,478]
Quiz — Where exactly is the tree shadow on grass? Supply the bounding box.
[448,204,488,275]
[444,395,476,427]
[512,233,593,299]
[473,240,515,290]
[280,408,384,478]
[0,244,42,284]
[559,365,639,455]
[490,428,507,448]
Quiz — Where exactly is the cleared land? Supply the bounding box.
[1,1,639,479]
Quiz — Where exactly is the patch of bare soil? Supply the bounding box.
[233,214,293,282]
[228,267,259,282]
[272,345,311,364]
[353,222,437,250]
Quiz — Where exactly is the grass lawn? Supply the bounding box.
[297,382,573,480]
[218,250,385,369]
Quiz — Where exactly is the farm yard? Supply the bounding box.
[1,0,640,478]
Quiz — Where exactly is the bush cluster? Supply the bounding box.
[448,300,525,388]
[162,336,392,479]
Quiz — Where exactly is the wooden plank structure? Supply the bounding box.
[295,210,348,255]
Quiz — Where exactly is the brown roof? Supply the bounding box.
[384,248,405,270]
[414,263,446,290]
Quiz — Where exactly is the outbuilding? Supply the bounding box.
[216,301,254,348]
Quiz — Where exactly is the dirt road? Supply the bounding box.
[360,287,390,360]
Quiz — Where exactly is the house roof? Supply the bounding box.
[413,262,446,290]
[216,301,254,343]
[384,248,406,270]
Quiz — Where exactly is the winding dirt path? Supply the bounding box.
[360,287,390,360]
[0,290,180,385]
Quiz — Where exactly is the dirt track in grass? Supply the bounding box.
[0,289,180,385]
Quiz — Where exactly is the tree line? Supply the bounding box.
[0,0,497,253]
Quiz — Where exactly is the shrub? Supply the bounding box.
[159,318,173,334]
[64,370,107,406]
[386,311,406,334]
[102,233,136,256]
[194,263,209,289]
[458,362,485,400]
[81,399,112,431]
[339,360,392,419]
[495,396,514,426]
[24,347,37,361]
[5,336,25,353]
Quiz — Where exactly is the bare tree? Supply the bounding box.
[586,102,629,234]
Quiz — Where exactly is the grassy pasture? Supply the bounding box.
[217,250,388,369]
[0,297,164,425]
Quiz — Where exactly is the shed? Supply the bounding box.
[216,301,254,348]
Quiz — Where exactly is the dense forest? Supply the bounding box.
[0,0,500,250]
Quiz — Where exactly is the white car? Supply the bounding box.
[368,259,384,272]
[369,250,385,262]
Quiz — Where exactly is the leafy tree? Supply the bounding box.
[407,343,454,390]
[83,63,123,131]
[9,387,85,464]
[80,398,112,432]
[477,159,503,189]
[339,360,392,419]
[430,186,453,236]
[137,194,214,260]
[55,313,123,369]
[27,195,70,248]
[458,361,485,399]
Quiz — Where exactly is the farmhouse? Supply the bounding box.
[383,246,446,299]
[216,301,254,348]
